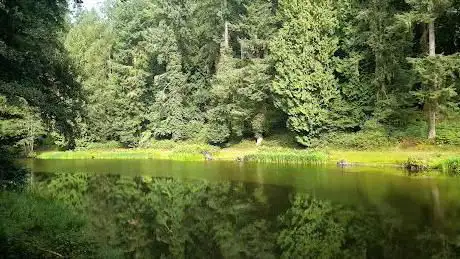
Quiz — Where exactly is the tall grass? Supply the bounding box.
[37,150,208,161]
[243,150,328,164]
[37,145,217,161]
[434,157,460,175]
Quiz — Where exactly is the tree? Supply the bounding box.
[401,0,455,139]
[65,11,116,145]
[207,0,279,144]
[270,0,340,146]
[0,0,84,148]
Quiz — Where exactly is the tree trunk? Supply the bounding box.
[428,21,435,57]
[428,104,436,139]
[224,21,229,49]
[222,0,229,49]
[428,21,436,140]
[256,135,263,146]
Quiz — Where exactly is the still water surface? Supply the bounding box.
[22,159,460,258]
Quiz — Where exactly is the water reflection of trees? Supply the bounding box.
[2,172,459,258]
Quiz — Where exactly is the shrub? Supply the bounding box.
[317,130,393,150]
[436,120,460,145]
[261,133,299,148]
[0,192,116,258]
[436,157,460,175]
[171,143,220,154]
[403,157,428,172]
[391,120,428,141]
[312,120,395,150]
[147,139,177,149]
[205,123,231,144]
[76,141,122,150]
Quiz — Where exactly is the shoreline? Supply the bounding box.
[35,146,460,171]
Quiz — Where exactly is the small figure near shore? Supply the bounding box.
[202,151,213,161]
[337,160,351,167]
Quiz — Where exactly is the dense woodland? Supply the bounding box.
[3,1,460,257]
[2,0,460,153]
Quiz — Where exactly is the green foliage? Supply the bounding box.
[391,119,429,142]
[271,0,340,146]
[0,0,84,148]
[403,156,429,172]
[171,143,220,154]
[0,192,117,258]
[4,170,460,258]
[436,119,460,145]
[258,133,299,148]
[60,0,460,149]
[436,157,460,175]
[278,194,372,258]
[30,173,278,258]
[76,140,123,150]
[316,121,394,150]
[5,0,460,154]
[0,96,45,156]
[207,0,279,144]
[409,55,460,111]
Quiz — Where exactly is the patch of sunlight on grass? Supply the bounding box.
[37,139,460,168]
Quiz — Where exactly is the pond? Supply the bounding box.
[9,159,460,258]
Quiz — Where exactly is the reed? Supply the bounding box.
[434,157,460,175]
[243,150,328,164]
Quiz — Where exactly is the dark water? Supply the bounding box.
[16,159,460,257]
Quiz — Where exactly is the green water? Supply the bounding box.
[9,159,460,257]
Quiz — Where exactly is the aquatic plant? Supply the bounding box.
[435,157,460,175]
[243,150,328,164]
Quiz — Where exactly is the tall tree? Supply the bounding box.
[207,0,279,144]
[0,0,84,148]
[270,0,340,146]
[65,11,115,145]
[401,0,458,139]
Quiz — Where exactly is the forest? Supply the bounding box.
[4,1,460,257]
[2,0,460,155]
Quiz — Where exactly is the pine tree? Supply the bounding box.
[270,0,340,146]
[401,0,457,139]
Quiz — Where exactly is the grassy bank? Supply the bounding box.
[36,146,326,164]
[36,140,460,171]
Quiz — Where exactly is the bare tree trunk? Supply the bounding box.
[428,21,436,140]
[428,21,436,57]
[256,135,263,146]
[222,0,229,49]
[428,104,436,139]
[224,21,229,49]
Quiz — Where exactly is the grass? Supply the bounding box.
[432,157,460,175]
[326,149,456,166]
[37,149,204,161]
[244,150,328,164]
[36,137,460,169]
